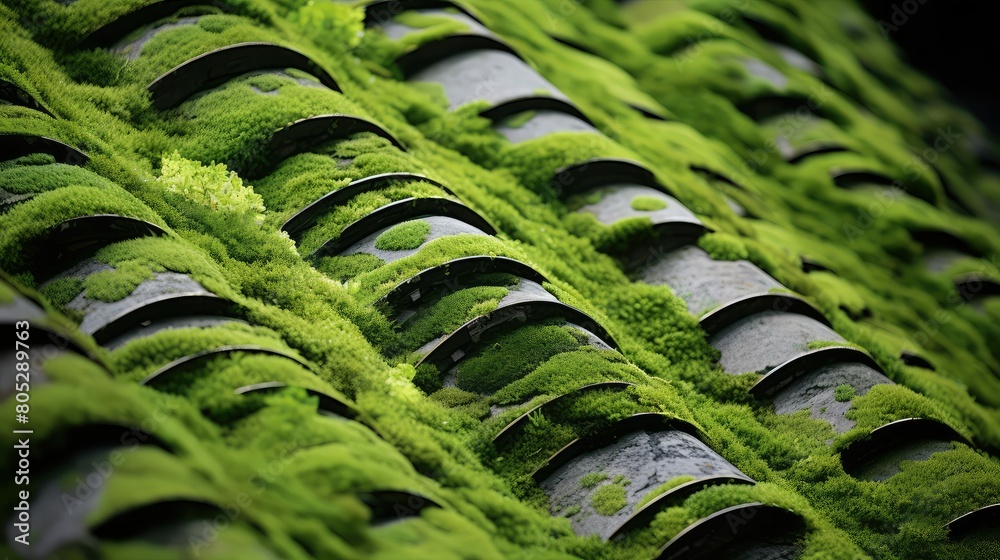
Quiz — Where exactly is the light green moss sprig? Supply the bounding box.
[158,151,265,220]
[288,1,364,51]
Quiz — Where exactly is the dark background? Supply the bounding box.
[861,0,999,134]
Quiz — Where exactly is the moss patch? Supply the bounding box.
[41,277,84,308]
[315,253,385,282]
[834,384,856,402]
[591,475,630,515]
[82,260,154,302]
[579,472,609,489]
[630,195,667,211]
[2,0,999,557]
[374,220,431,251]
[455,322,587,394]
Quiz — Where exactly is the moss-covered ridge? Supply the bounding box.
[1,0,999,558]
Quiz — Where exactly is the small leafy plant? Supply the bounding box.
[158,151,265,220]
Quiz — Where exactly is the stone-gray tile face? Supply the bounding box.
[113,16,203,60]
[381,8,493,41]
[710,311,842,375]
[639,245,782,316]
[495,110,598,144]
[852,440,955,481]
[0,291,47,324]
[739,57,789,89]
[923,248,967,273]
[772,362,891,433]
[27,446,112,559]
[773,44,823,76]
[409,49,569,111]
[41,261,240,349]
[575,185,698,227]
[65,272,212,336]
[540,430,743,539]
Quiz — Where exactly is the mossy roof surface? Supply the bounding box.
[1,1,999,559]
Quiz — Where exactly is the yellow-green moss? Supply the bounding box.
[580,472,609,489]
[374,219,431,250]
[834,384,855,402]
[630,195,667,211]
[591,475,630,515]
[2,0,999,558]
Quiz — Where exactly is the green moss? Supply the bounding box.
[0,185,167,275]
[697,232,749,261]
[837,385,971,458]
[158,151,265,220]
[579,472,609,489]
[0,280,16,304]
[455,322,587,394]
[564,211,658,254]
[374,220,431,251]
[157,71,382,178]
[395,285,511,353]
[499,132,635,196]
[315,253,386,282]
[82,260,154,302]
[591,476,629,515]
[834,384,856,402]
[605,282,718,366]
[630,195,667,211]
[86,237,234,301]
[2,0,999,557]
[504,110,537,129]
[562,505,581,517]
[428,389,489,422]
[287,2,364,51]
[411,362,444,394]
[109,322,297,382]
[294,180,446,256]
[348,234,529,304]
[252,141,425,217]
[0,156,114,195]
[115,13,279,86]
[490,348,647,406]
[807,339,868,353]
[636,475,696,509]
[41,277,84,308]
